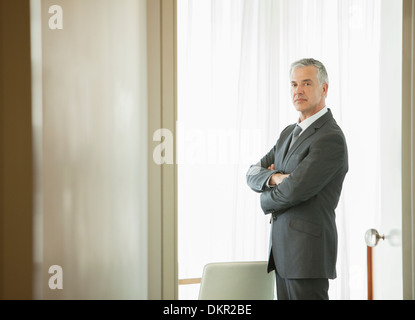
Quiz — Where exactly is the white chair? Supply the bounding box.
[198,261,275,300]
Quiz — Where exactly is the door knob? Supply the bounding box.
[365,229,385,247]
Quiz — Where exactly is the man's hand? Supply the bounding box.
[267,164,290,186]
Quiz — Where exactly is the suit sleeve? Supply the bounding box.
[260,133,347,214]
[246,144,279,193]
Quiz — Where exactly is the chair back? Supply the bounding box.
[198,261,275,300]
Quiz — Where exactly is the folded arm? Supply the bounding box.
[246,145,280,193]
[260,133,347,214]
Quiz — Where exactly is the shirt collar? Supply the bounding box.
[297,106,328,135]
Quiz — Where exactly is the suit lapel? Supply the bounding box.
[282,109,334,164]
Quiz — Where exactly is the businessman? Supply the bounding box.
[246,58,348,300]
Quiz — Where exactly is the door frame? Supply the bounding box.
[147,0,178,300]
[402,0,415,301]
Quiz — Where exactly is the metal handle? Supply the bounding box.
[365,229,385,247]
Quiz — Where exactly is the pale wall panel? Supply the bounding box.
[34,0,148,299]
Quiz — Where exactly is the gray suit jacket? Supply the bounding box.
[246,109,348,279]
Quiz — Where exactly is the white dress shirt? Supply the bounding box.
[296,106,328,134]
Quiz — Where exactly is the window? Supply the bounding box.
[177,0,398,300]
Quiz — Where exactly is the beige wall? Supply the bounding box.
[33,0,149,299]
[0,0,178,300]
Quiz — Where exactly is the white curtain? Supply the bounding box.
[178,0,382,300]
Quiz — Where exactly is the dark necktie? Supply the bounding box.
[289,125,303,150]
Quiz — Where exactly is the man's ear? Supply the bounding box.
[322,83,329,98]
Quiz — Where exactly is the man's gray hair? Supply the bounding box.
[289,58,329,85]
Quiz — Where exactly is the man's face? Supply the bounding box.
[290,66,328,120]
